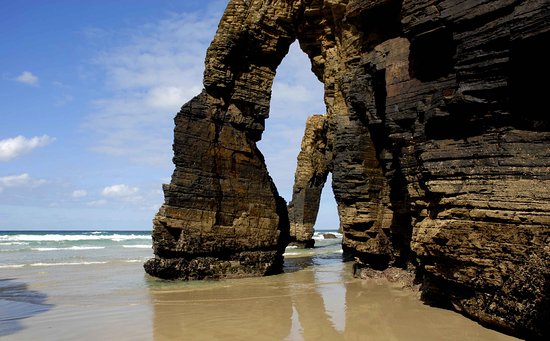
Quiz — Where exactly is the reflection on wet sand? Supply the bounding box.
[0,239,519,340]
[151,275,293,340]
[287,258,346,340]
[150,252,517,341]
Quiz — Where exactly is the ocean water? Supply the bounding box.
[0,230,153,269]
[0,230,517,340]
[0,230,341,269]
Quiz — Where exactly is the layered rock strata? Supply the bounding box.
[288,114,331,247]
[147,0,549,338]
[294,1,549,338]
[144,0,304,279]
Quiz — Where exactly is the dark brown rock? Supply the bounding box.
[144,90,290,280]
[147,0,549,338]
[288,114,331,248]
[322,233,337,239]
[293,1,549,337]
[144,0,305,280]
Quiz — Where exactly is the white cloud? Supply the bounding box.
[0,173,32,188]
[87,199,107,207]
[72,189,88,198]
[100,184,144,205]
[146,86,200,110]
[0,135,55,161]
[85,6,224,166]
[0,173,47,192]
[102,184,139,197]
[15,71,39,85]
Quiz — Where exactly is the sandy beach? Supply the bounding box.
[0,231,518,340]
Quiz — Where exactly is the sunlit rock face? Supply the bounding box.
[144,0,302,280]
[288,114,331,248]
[146,0,549,338]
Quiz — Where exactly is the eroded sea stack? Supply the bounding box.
[145,0,549,338]
[288,114,331,247]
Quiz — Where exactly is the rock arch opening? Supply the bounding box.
[259,42,340,249]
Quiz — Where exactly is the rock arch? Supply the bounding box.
[145,0,549,338]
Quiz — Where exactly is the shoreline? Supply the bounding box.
[1,230,519,340]
[2,268,520,340]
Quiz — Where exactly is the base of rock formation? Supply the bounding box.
[288,240,315,249]
[354,265,420,292]
[144,250,282,280]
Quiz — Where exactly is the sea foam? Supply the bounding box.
[29,261,109,267]
[32,246,106,252]
[0,233,150,242]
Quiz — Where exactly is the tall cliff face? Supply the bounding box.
[294,1,549,337]
[146,0,549,338]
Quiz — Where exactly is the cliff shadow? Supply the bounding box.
[0,278,53,337]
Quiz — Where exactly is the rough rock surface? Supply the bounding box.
[144,0,304,280]
[146,0,549,338]
[288,114,331,247]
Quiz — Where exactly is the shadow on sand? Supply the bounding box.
[0,278,53,337]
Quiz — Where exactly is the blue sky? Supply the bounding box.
[0,0,338,231]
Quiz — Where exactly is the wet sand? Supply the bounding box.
[1,254,518,340]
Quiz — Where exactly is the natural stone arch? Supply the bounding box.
[145,0,550,338]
